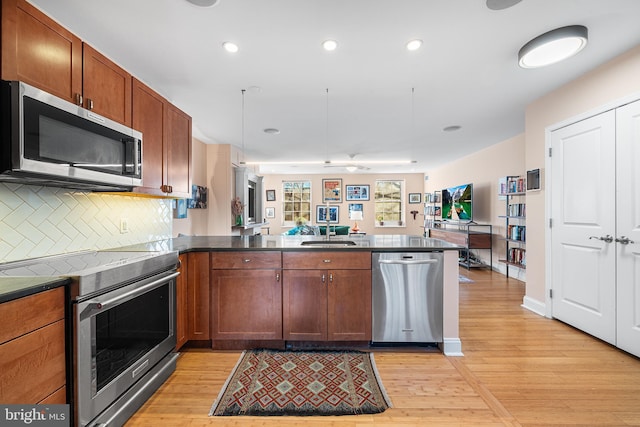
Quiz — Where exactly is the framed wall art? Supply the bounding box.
[266,189,276,201]
[316,205,339,223]
[322,178,342,202]
[345,184,370,201]
[187,185,208,209]
[409,193,421,204]
[265,207,275,218]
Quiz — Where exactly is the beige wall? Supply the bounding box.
[425,134,526,276]
[524,44,640,305]
[172,136,209,237]
[262,173,426,236]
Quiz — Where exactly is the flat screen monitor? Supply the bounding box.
[441,183,473,222]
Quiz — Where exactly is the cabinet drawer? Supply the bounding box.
[0,287,65,345]
[211,251,281,269]
[283,251,371,270]
[0,320,66,403]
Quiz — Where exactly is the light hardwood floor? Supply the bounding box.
[127,269,640,426]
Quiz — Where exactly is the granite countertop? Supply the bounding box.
[117,234,462,253]
[0,276,70,304]
[0,234,459,303]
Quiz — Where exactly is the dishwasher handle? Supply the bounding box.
[378,259,438,265]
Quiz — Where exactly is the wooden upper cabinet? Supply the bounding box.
[82,43,132,126]
[1,0,82,104]
[1,0,132,126]
[132,78,192,197]
[165,102,192,198]
[132,78,166,196]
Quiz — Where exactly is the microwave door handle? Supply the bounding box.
[83,271,179,314]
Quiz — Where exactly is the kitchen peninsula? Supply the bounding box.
[126,234,464,356]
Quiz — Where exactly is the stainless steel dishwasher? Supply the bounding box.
[372,252,443,343]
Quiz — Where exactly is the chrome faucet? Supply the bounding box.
[325,203,331,240]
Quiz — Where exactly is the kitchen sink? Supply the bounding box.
[300,240,357,246]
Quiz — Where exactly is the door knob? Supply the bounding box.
[615,236,635,245]
[589,235,613,243]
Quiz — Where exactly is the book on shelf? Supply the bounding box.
[507,225,526,242]
[508,203,526,217]
[508,247,526,266]
[499,176,526,194]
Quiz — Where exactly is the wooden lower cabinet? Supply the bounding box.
[283,252,372,341]
[175,254,188,350]
[210,251,282,341]
[211,269,282,340]
[0,287,66,403]
[187,252,210,341]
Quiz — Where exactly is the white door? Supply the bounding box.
[616,99,640,356]
[550,111,617,344]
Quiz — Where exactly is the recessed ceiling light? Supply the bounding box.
[222,41,239,53]
[443,125,461,132]
[322,40,338,51]
[406,39,423,51]
[263,128,280,135]
[186,0,220,6]
[518,25,588,68]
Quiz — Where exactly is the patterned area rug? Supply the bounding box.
[209,349,392,416]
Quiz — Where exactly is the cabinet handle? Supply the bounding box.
[321,274,326,283]
[75,93,83,106]
[329,273,333,283]
[276,273,280,282]
[323,259,331,263]
[86,98,94,110]
[243,259,251,263]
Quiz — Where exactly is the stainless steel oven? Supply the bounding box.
[0,250,179,427]
[74,267,178,426]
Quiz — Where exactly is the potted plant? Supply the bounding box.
[232,197,244,226]
[377,215,384,226]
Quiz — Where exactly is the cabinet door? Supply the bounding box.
[1,0,82,104]
[175,254,188,350]
[211,269,282,340]
[283,269,327,341]
[187,252,210,341]
[132,78,165,196]
[165,103,192,198]
[327,269,372,341]
[82,43,132,126]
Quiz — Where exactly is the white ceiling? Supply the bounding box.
[29,0,640,174]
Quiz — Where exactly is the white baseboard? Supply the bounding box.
[441,338,463,356]
[522,295,546,317]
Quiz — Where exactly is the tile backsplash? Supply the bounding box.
[0,183,172,263]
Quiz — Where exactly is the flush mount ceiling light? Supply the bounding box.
[222,41,239,53]
[518,25,588,68]
[486,0,521,11]
[443,125,461,132]
[263,128,280,135]
[406,39,423,51]
[322,39,338,51]
[186,0,220,7]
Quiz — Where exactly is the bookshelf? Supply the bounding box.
[498,176,526,275]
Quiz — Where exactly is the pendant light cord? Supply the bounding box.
[325,88,329,163]
[241,89,246,164]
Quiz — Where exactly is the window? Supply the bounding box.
[374,180,404,226]
[282,180,311,226]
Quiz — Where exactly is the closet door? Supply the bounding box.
[615,99,640,357]
[550,111,617,345]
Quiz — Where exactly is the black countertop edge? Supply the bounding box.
[0,276,70,304]
[116,235,462,255]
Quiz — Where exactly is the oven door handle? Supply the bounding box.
[85,271,179,313]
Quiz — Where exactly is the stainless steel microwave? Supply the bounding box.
[0,80,142,191]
